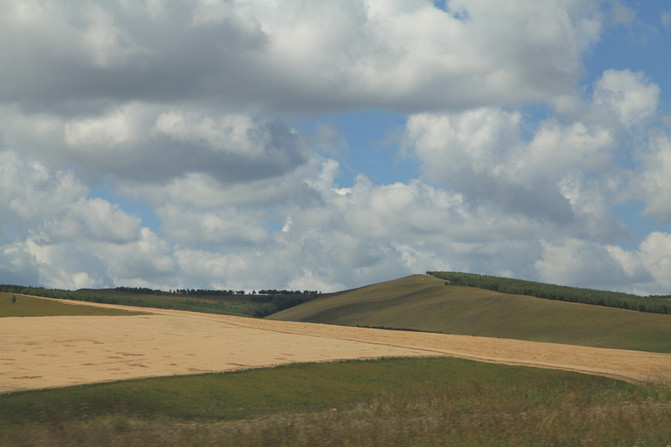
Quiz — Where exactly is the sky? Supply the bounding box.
[1,0,670,295]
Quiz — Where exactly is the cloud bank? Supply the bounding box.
[1,0,670,294]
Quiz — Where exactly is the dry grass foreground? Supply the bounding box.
[2,298,671,394]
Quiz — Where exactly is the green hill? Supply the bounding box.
[427,271,671,313]
[0,284,317,318]
[269,274,671,353]
[0,293,141,317]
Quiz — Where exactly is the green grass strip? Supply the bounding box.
[2,357,671,446]
[0,357,665,423]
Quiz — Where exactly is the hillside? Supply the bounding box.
[0,284,318,318]
[428,271,671,313]
[269,274,671,353]
[0,293,141,317]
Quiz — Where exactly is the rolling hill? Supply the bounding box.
[269,274,671,353]
[5,275,671,445]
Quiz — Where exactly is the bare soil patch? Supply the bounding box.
[2,299,671,393]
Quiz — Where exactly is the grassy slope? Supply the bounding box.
[0,293,141,317]
[269,274,671,353]
[1,286,317,318]
[74,289,265,317]
[2,357,670,446]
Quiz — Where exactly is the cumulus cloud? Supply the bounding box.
[0,151,85,222]
[0,151,143,287]
[629,135,671,222]
[535,239,643,290]
[636,232,671,293]
[114,160,559,290]
[100,228,178,286]
[0,104,309,185]
[0,142,667,294]
[536,233,671,295]
[593,69,660,127]
[0,152,138,245]
[404,104,624,240]
[2,238,102,290]
[1,0,669,295]
[64,103,145,149]
[156,204,270,249]
[0,0,604,114]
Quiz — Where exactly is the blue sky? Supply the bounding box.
[1,0,670,294]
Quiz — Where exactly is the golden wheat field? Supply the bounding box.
[2,298,671,394]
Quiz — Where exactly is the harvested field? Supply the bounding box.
[2,298,671,393]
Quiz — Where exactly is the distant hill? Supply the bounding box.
[0,284,318,318]
[427,271,671,314]
[269,274,671,353]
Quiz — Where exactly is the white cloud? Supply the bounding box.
[0,240,42,286]
[534,232,671,295]
[0,0,605,114]
[174,249,251,289]
[407,108,522,181]
[152,112,270,158]
[0,144,667,294]
[156,204,269,249]
[115,155,326,211]
[521,120,614,178]
[0,151,85,221]
[404,105,622,237]
[1,0,669,296]
[111,165,556,291]
[100,228,177,286]
[0,105,309,185]
[0,151,146,287]
[64,103,146,149]
[20,238,108,290]
[72,199,141,243]
[637,232,671,293]
[593,69,660,127]
[0,151,141,243]
[535,239,637,290]
[630,135,671,222]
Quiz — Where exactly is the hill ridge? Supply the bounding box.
[270,274,671,353]
[427,271,671,314]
